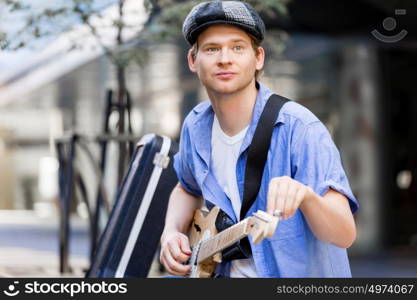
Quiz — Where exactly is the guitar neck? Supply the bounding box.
[197,219,250,263]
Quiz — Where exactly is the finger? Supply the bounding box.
[164,250,191,275]
[161,247,190,276]
[162,256,186,277]
[275,178,288,217]
[284,182,298,219]
[168,240,191,263]
[164,262,189,277]
[267,178,278,214]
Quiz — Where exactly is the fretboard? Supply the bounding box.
[197,219,249,263]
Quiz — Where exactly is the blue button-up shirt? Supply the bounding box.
[173,82,359,277]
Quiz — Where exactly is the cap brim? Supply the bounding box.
[187,20,262,45]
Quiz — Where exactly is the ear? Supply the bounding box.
[255,46,265,71]
[187,49,198,73]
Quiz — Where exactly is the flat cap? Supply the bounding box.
[182,1,265,45]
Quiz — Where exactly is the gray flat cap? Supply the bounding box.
[182,1,265,45]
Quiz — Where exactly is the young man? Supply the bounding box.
[160,1,358,278]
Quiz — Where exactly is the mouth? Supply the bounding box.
[215,72,236,79]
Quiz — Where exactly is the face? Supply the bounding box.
[188,24,265,95]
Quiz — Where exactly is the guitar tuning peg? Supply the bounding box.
[253,210,273,222]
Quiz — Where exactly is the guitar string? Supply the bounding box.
[197,220,248,263]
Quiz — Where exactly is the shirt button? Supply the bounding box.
[203,170,208,174]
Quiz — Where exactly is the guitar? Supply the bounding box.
[187,206,279,278]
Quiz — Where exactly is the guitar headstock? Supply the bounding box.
[246,211,280,244]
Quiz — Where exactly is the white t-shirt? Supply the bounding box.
[211,115,258,278]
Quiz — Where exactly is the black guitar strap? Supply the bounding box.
[219,93,290,262]
[240,94,290,220]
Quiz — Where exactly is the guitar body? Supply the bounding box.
[188,206,222,278]
[187,206,279,278]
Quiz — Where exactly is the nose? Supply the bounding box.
[217,47,232,65]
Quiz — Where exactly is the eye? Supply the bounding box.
[206,47,219,53]
[234,45,243,51]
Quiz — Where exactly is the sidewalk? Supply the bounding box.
[0,210,165,278]
[0,210,89,278]
[0,248,87,278]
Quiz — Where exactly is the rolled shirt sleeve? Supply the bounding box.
[173,118,203,198]
[291,121,359,214]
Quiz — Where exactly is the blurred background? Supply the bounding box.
[0,0,416,277]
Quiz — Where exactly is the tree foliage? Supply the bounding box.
[0,0,290,67]
[0,0,148,68]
